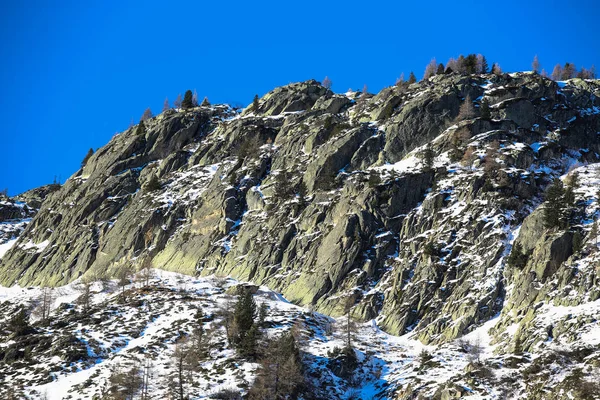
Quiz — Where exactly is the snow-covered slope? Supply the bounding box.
[1,269,599,399]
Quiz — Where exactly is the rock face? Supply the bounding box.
[1,72,600,355]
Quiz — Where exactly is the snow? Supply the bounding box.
[0,238,17,259]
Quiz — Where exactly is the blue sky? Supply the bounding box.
[1,0,599,195]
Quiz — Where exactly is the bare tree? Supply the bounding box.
[551,64,563,81]
[162,97,170,112]
[532,55,540,73]
[171,335,192,400]
[322,76,332,89]
[395,72,405,87]
[33,287,55,322]
[116,264,134,299]
[562,62,576,80]
[423,58,437,80]
[141,108,153,121]
[476,54,488,73]
[140,357,153,400]
[456,94,476,121]
[192,89,199,107]
[541,68,548,78]
[491,63,502,75]
[446,57,458,73]
[174,93,182,109]
[137,256,154,289]
[461,147,477,169]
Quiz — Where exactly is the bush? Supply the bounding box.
[144,175,161,192]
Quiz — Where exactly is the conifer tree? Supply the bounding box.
[8,308,33,336]
[590,219,599,247]
[136,120,146,136]
[201,96,210,106]
[544,178,566,229]
[507,242,528,269]
[181,90,194,109]
[464,54,477,74]
[253,94,260,114]
[572,231,583,253]
[436,63,445,75]
[480,98,491,119]
[232,290,259,358]
[420,143,435,172]
[408,71,417,84]
[81,148,94,167]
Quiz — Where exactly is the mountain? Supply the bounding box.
[1,71,600,399]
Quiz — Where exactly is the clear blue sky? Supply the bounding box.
[1,0,599,196]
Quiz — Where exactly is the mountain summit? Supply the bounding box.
[1,71,600,398]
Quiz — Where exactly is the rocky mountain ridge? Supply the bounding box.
[1,71,600,366]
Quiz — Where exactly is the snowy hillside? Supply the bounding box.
[0,268,599,399]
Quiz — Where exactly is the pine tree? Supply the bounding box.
[507,242,528,269]
[162,97,170,112]
[572,231,583,253]
[544,178,566,229]
[8,308,33,336]
[201,96,210,106]
[232,290,259,358]
[464,54,477,74]
[136,120,146,136]
[181,90,194,109]
[436,63,445,75]
[253,94,260,114]
[420,143,435,172]
[590,219,599,248]
[248,332,304,399]
[81,148,94,167]
[480,98,491,119]
[532,55,540,73]
[408,71,417,84]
